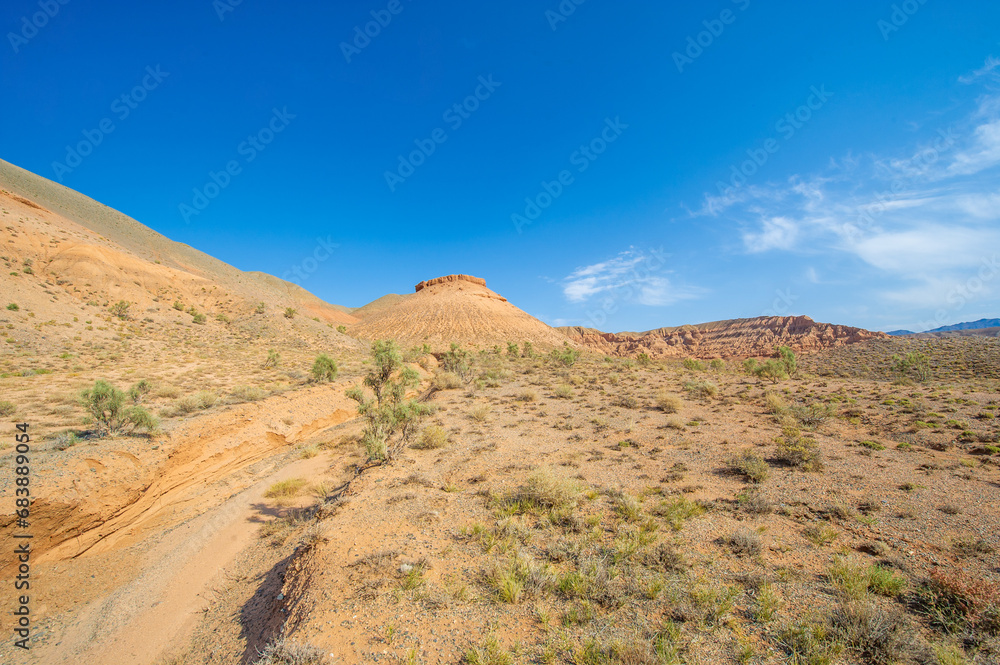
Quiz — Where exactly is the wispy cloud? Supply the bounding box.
[689,72,1000,323]
[958,55,1000,84]
[562,248,704,306]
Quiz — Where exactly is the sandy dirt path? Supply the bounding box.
[4,382,360,665]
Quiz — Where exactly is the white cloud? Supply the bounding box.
[562,249,704,307]
[743,216,799,253]
[959,55,1000,84]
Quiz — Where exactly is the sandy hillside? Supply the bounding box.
[349,274,574,351]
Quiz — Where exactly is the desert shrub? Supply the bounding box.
[775,431,823,471]
[441,343,472,380]
[831,602,915,665]
[255,302,266,314]
[0,400,17,417]
[191,312,206,325]
[231,385,268,402]
[777,345,797,376]
[283,307,296,319]
[683,380,718,400]
[414,425,449,450]
[910,568,1000,635]
[81,380,157,437]
[682,358,705,371]
[506,342,519,358]
[549,342,580,367]
[614,394,639,408]
[515,389,537,402]
[252,638,326,665]
[637,352,651,367]
[432,371,463,390]
[346,340,430,463]
[554,384,574,399]
[336,325,347,334]
[311,354,338,382]
[778,619,840,664]
[513,468,582,510]
[655,391,682,413]
[829,557,906,600]
[6,303,18,311]
[789,403,835,428]
[754,359,788,383]
[764,391,787,415]
[724,530,762,557]
[728,450,770,483]
[736,488,773,515]
[263,349,281,368]
[215,313,230,323]
[891,352,930,383]
[521,341,534,358]
[172,391,217,415]
[742,358,758,375]
[109,301,130,320]
[173,301,185,311]
[128,379,152,404]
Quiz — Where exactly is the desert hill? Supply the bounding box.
[0,158,357,328]
[560,315,888,359]
[348,274,572,350]
[889,317,1000,336]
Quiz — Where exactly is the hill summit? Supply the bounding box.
[349,274,570,350]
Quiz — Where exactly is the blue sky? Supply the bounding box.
[2,0,998,333]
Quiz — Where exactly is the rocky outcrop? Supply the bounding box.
[415,274,487,292]
[559,316,888,359]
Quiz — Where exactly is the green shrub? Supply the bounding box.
[6,303,18,311]
[682,358,704,371]
[173,301,185,311]
[521,341,534,358]
[709,358,725,371]
[549,342,580,367]
[742,358,758,375]
[191,312,206,325]
[637,352,651,367]
[775,431,823,471]
[311,354,339,382]
[554,384,574,399]
[336,325,347,334]
[128,379,152,404]
[81,380,157,437]
[754,359,788,383]
[109,301,131,320]
[263,349,281,368]
[0,400,16,417]
[441,343,472,379]
[255,302,266,314]
[283,307,296,319]
[346,340,430,463]
[777,345,797,376]
[232,385,268,402]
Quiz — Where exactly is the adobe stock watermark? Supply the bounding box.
[51,65,170,182]
[916,254,999,332]
[511,117,628,234]
[673,0,751,74]
[545,0,586,31]
[714,85,833,199]
[877,0,930,41]
[341,0,414,63]
[584,247,668,329]
[761,288,798,318]
[384,75,502,192]
[179,107,295,224]
[852,127,957,238]
[282,237,340,285]
[213,0,245,21]
[7,0,70,54]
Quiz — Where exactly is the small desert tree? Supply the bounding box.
[311,354,338,382]
[754,359,788,384]
[777,345,797,376]
[346,340,430,463]
[82,380,157,437]
[109,301,131,320]
[890,352,930,383]
[284,307,297,319]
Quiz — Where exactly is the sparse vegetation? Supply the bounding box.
[310,354,338,382]
[728,450,770,483]
[81,380,157,437]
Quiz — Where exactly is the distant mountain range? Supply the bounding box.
[888,318,1000,336]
